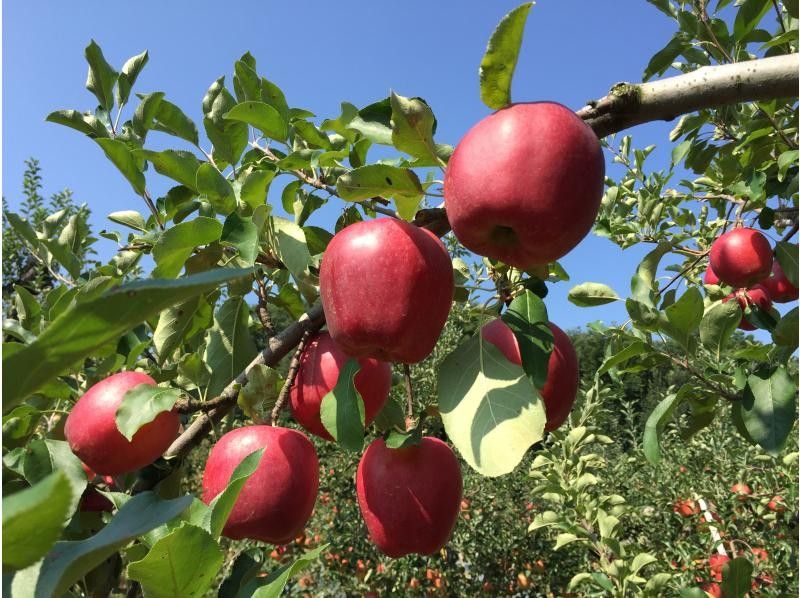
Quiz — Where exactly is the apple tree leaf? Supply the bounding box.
[479,3,534,109]
[740,365,797,455]
[501,290,553,388]
[115,384,181,441]
[320,358,366,452]
[567,282,621,307]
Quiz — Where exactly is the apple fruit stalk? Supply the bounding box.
[444,102,605,269]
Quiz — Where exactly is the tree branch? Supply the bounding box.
[164,304,325,459]
[270,330,312,425]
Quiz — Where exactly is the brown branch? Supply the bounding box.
[780,221,798,243]
[403,363,414,424]
[163,304,325,459]
[270,330,313,425]
[255,278,275,338]
[655,249,711,298]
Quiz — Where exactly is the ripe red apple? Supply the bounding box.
[767,495,787,512]
[202,425,318,544]
[443,102,605,269]
[64,371,180,476]
[701,581,722,598]
[481,319,579,431]
[356,437,462,557]
[290,331,391,440]
[704,264,721,286]
[673,499,700,518]
[723,285,772,330]
[709,554,730,582]
[319,218,454,363]
[760,259,798,303]
[709,228,773,288]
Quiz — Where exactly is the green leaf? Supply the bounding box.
[631,242,672,307]
[347,98,393,145]
[14,285,42,330]
[108,210,147,232]
[46,109,109,138]
[740,366,797,455]
[218,551,261,598]
[772,306,799,348]
[221,212,259,264]
[224,101,287,142]
[501,290,553,388]
[20,439,87,516]
[3,472,73,571]
[203,77,248,167]
[720,557,754,598]
[775,241,798,287]
[336,164,423,203]
[479,3,534,109]
[116,49,148,106]
[664,287,704,348]
[95,138,145,195]
[196,163,236,215]
[240,168,275,210]
[271,217,311,282]
[643,393,683,464]
[699,300,741,360]
[31,492,191,597]
[389,92,441,165]
[137,149,201,190]
[385,427,423,449]
[734,0,771,40]
[127,524,223,598]
[567,282,620,307]
[644,35,684,80]
[598,341,648,375]
[293,120,332,149]
[671,139,692,165]
[438,333,545,477]
[3,268,251,411]
[205,449,264,538]
[241,544,328,598]
[320,359,366,452]
[115,385,181,441]
[631,553,658,575]
[84,40,118,111]
[237,364,281,423]
[204,296,258,397]
[153,297,206,364]
[152,217,223,278]
[153,98,200,146]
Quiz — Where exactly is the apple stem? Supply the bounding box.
[271,330,313,426]
[402,364,415,427]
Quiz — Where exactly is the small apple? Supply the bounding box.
[703,264,721,286]
[481,319,579,431]
[708,553,730,582]
[319,218,454,363]
[202,425,318,544]
[290,331,392,440]
[65,371,180,476]
[767,495,787,512]
[673,499,700,518]
[356,437,462,557]
[751,547,768,563]
[701,581,722,598]
[444,102,604,269]
[723,285,772,330]
[760,259,798,303]
[730,482,752,499]
[709,228,773,288]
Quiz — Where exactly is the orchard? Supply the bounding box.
[2,2,798,597]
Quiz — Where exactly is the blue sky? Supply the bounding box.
[2,1,749,332]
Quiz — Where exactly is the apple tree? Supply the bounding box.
[2,1,797,596]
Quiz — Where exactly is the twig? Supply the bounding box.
[403,363,414,426]
[780,221,798,243]
[271,330,313,425]
[655,250,711,298]
[141,189,164,230]
[255,277,275,337]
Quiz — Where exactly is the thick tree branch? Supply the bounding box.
[577,53,798,138]
[164,304,325,459]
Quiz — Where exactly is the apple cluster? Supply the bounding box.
[64,100,607,558]
[705,227,797,330]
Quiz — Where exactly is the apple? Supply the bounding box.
[704,264,721,286]
[202,425,318,544]
[356,437,462,557]
[443,102,605,269]
[673,499,699,518]
[701,581,722,598]
[319,218,454,364]
[64,371,180,476]
[709,554,730,582]
[709,228,773,288]
[767,495,786,512]
[730,482,752,499]
[290,331,392,440]
[481,319,579,431]
[723,285,772,330]
[760,259,798,303]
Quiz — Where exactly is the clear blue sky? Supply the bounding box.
[2,1,759,333]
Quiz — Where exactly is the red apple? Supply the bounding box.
[723,285,772,330]
[709,554,730,582]
[709,228,773,288]
[704,264,721,286]
[319,218,454,364]
[356,437,462,557]
[673,499,700,518]
[443,102,605,269]
[767,495,787,512]
[202,425,318,544]
[481,319,579,431]
[730,482,752,499]
[760,259,798,303]
[64,372,180,476]
[701,581,722,597]
[290,332,391,440]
